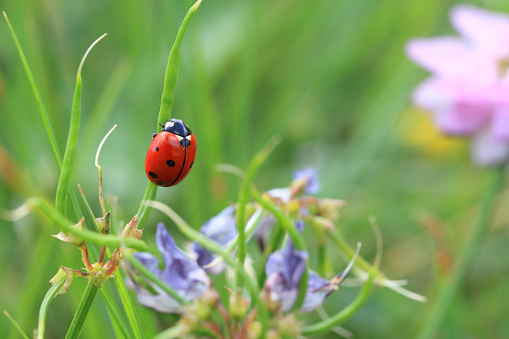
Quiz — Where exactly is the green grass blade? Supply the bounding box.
[3,11,63,168]
[3,311,30,339]
[112,274,145,339]
[99,289,133,339]
[136,0,202,228]
[37,278,65,339]
[55,34,107,216]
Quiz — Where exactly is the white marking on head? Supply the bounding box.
[176,136,184,141]
[165,121,175,130]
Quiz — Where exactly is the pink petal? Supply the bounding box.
[472,129,509,166]
[491,106,509,141]
[451,5,509,58]
[435,101,491,136]
[406,37,475,77]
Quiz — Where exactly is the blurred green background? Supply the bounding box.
[1,0,509,338]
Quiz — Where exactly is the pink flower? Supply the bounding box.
[405,5,509,166]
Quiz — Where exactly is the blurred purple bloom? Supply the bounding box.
[265,239,353,313]
[192,206,237,274]
[265,242,308,312]
[405,5,509,166]
[294,168,321,194]
[129,223,210,313]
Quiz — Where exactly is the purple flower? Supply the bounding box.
[265,240,356,313]
[294,168,321,194]
[128,223,210,313]
[265,242,309,312]
[192,206,237,274]
[405,5,509,166]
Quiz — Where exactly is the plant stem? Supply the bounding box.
[418,164,506,339]
[65,282,100,339]
[301,273,374,336]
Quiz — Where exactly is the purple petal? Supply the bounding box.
[133,252,160,274]
[300,271,331,313]
[294,168,321,194]
[265,241,308,311]
[451,5,509,59]
[127,224,210,313]
[193,206,237,273]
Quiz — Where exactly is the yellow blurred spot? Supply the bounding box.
[398,107,464,157]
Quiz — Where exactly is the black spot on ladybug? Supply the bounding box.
[156,180,169,186]
[155,147,159,151]
[152,133,158,139]
[190,161,194,169]
[166,160,175,167]
[180,138,191,148]
[149,172,158,179]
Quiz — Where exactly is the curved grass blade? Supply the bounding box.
[36,278,65,339]
[8,197,149,251]
[136,0,202,228]
[55,34,107,216]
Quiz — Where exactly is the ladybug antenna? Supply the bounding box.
[159,123,165,128]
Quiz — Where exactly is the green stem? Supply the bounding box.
[418,164,506,339]
[136,0,202,229]
[25,197,149,251]
[65,283,100,339]
[301,273,374,336]
[37,279,65,339]
[236,136,281,284]
[250,186,309,310]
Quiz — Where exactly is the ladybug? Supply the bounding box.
[145,118,196,187]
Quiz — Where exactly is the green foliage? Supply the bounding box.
[2,0,509,338]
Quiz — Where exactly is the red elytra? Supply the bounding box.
[145,119,196,187]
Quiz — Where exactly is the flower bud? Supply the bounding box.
[52,217,85,247]
[96,211,111,235]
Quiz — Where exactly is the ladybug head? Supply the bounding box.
[163,118,192,136]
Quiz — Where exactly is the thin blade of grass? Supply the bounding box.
[3,311,30,339]
[99,289,134,339]
[3,11,62,168]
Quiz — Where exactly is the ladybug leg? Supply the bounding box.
[152,133,158,139]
